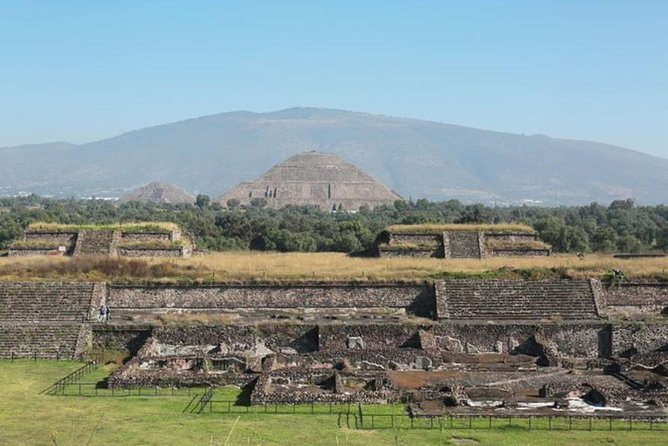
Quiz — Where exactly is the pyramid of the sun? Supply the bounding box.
[119,181,195,205]
[218,151,402,211]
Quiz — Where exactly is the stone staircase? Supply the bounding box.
[442,280,599,320]
[446,232,482,259]
[0,324,82,359]
[0,282,96,359]
[73,230,118,256]
[0,282,95,322]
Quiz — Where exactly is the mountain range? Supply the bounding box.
[1,107,667,205]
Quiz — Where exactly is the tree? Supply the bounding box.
[195,194,210,209]
[250,198,268,209]
[226,198,241,209]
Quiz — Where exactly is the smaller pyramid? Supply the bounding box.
[119,181,195,205]
[218,151,402,211]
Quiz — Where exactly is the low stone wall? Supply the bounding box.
[377,247,441,258]
[319,324,420,351]
[107,283,434,317]
[600,282,668,318]
[487,249,551,257]
[610,322,668,357]
[24,231,78,244]
[120,232,172,242]
[7,248,60,256]
[388,233,442,245]
[152,325,319,353]
[117,248,187,258]
[427,323,606,358]
[92,326,152,355]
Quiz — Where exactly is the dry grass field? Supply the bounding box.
[0,252,665,282]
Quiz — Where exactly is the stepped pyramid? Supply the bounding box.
[118,181,195,205]
[218,151,402,211]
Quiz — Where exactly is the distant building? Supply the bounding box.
[118,181,195,205]
[218,151,402,211]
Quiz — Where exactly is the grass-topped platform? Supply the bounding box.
[27,221,179,234]
[387,223,537,234]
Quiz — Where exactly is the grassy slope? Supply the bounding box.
[0,360,666,446]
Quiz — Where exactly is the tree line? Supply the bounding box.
[0,195,666,254]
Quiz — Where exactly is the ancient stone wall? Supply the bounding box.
[92,326,152,355]
[7,248,60,256]
[24,231,78,244]
[377,247,441,258]
[117,248,186,258]
[599,282,668,318]
[106,283,433,317]
[120,232,172,242]
[319,324,420,351]
[388,233,442,245]
[487,249,551,257]
[427,323,605,358]
[610,323,668,357]
[151,325,319,353]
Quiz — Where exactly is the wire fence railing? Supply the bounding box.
[347,413,668,431]
[41,360,98,395]
[49,382,203,397]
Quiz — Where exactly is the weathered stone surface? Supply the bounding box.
[218,151,402,211]
[347,336,365,349]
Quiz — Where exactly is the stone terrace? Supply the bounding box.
[0,282,95,322]
[0,282,96,358]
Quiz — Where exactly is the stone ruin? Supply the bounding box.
[1,278,667,416]
[118,181,195,205]
[376,224,552,258]
[217,151,403,211]
[7,222,193,258]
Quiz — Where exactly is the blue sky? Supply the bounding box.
[1,1,667,158]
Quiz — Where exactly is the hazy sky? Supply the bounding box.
[1,1,667,158]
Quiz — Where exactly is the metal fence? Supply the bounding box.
[49,382,202,397]
[41,360,98,395]
[199,399,356,416]
[348,413,668,432]
[194,398,667,432]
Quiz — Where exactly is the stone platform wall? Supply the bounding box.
[106,283,434,318]
[598,282,668,318]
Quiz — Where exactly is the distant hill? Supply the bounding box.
[1,107,667,205]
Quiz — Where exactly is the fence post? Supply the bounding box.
[469,416,472,429]
[569,416,572,431]
[629,417,632,431]
[609,417,612,431]
[589,417,592,431]
[528,417,532,431]
[548,416,551,431]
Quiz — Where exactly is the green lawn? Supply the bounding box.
[0,360,666,446]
